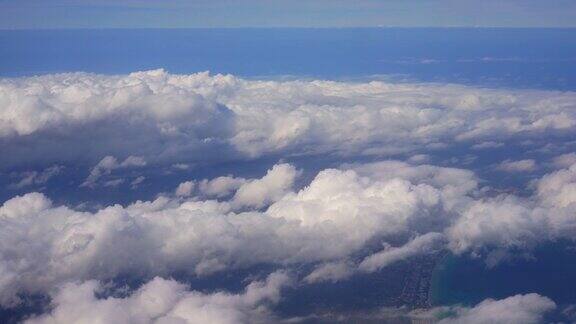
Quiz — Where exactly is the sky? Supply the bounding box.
[1,0,576,29]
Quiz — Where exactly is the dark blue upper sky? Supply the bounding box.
[1,0,576,29]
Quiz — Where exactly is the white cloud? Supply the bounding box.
[121,156,147,168]
[305,293,557,323]
[198,176,246,198]
[407,154,430,163]
[435,293,556,324]
[1,70,575,170]
[471,141,504,149]
[232,163,299,209]
[130,176,146,189]
[103,178,124,187]
[2,160,576,307]
[304,261,355,284]
[10,165,63,189]
[447,196,543,255]
[496,159,537,172]
[305,232,445,283]
[2,70,575,322]
[536,161,576,209]
[81,155,147,188]
[175,181,195,197]
[359,232,445,273]
[26,271,290,324]
[176,164,296,204]
[447,161,576,260]
[551,152,576,169]
[172,163,191,170]
[0,161,473,305]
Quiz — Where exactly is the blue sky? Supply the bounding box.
[1,0,576,29]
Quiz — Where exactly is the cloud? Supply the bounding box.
[535,160,576,209]
[130,176,146,189]
[303,293,557,323]
[232,163,299,209]
[198,176,246,198]
[495,159,537,172]
[172,163,191,170]
[471,141,504,150]
[551,152,576,169]
[2,159,576,307]
[434,293,556,324]
[103,178,125,187]
[0,161,474,305]
[9,165,63,189]
[304,261,355,284]
[305,232,445,283]
[358,232,445,273]
[26,271,291,324]
[174,164,297,205]
[1,70,575,170]
[81,155,146,188]
[447,161,576,263]
[1,70,575,322]
[407,154,430,164]
[175,180,195,197]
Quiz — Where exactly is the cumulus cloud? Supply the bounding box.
[198,176,247,198]
[172,163,191,170]
[81,155,146,187]
[2,159,576,307]
[535,161,576,209]
[2,70,576,323]
[9,165,63,189]
[26,271,291,324]
[496,159,537,172]
[302,293,556,323]
[447,196,543,256]
[232,163,299,209]
[305,233,445,283]
[1,70,575,170]
[174,175,248,200]
[175,181,195,197]
[434,293,556,324]
[551,152,576,169]
[358,232,445,273]
[471,141,504,150]
[0,161,476,305]
[407,154,430,164]
[130,176,146,189]
[447,161,576,264]
[174,164,296,204]
[304,261,355,284]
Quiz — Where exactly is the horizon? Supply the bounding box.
[3,26,576,31]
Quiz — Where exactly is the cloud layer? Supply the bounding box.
[1,160,575,310]
[2,70,576,322]
[1,70,575,170]
[434,293,556,324]
[26,272,290,324]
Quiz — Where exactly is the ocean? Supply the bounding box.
[1,28,576,90]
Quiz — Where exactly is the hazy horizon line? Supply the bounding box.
[2,26,576,31]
